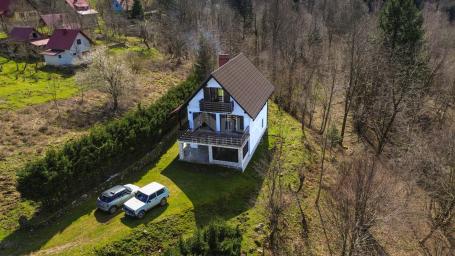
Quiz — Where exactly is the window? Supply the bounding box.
[58,55,62,59]
[31,32,37,38]
[204,87,227,102]
[73,53,76,56]
[76,39,82,45]
[221,115,243,132]
[262,119,264,128]
[156,188,165,196]
[217,89,224,98]
[243,142,249,158]
[148,193,157,201]
[212,146,239,163]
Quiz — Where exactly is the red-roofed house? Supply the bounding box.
[0,0,40,29]
[4,27,48,55]
[40,29,92,66]
[8,26,44,42]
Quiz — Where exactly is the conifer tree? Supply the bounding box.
[194,35,215,83]
[131,0,144,19]
[379,0,424,59]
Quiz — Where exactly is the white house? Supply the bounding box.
[40,29,92,66]
[177,53,275,171]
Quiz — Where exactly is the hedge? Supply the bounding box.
[164,220,242,256]
[17,72,200,208]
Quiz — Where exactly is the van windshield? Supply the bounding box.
[135,192,148,203]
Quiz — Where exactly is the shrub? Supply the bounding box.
[327,124,341,147]
[17,72,200,208]
[164,220,242,256]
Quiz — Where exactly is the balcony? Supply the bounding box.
[199,99,234,113]
[179,128,249,148]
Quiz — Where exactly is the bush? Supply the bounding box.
[17,72,200,208]
[327,124,341,147]
[165,220,242,256]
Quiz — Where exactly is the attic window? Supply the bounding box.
[32,32,37,38]
[58,55,62,59]
[76,39,81,45]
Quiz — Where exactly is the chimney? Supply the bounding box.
[218,53,230,67]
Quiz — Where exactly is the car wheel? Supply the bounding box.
[109,206,117,214]
[160,198,167,206]
[137,210,145,219]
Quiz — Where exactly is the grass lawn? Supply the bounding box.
[0,57,78,110]
[0,103,314,255]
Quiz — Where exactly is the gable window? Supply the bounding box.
[31,32,37,38]
[73,52,76,56]
[204,87,229,103]
[58,55,62,59]
[76,39,82,45]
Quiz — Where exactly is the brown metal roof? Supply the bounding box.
[211,53,275,119]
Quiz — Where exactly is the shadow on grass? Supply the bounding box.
[94,208,123,224]
[0,133,270,255]
[120,204,169,228]
[162,134,270,226]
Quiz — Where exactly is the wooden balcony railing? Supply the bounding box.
[199,99,234,113]
[178,128,249,147]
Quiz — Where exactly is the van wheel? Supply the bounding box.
[160,198,167,206]
[137,210,145,219]
[109,206,117,214]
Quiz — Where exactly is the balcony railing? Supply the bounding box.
[199,99,234,113]
[179,127,249,148]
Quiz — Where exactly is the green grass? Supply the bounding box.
[0,57,78,110]
[0,102,314,255]
[0,140,264,255]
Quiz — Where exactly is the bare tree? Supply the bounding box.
[324,155,396,256]
[77,48,135,112]
[404,127,455,255]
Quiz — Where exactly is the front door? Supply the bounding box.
[220,115,244,133]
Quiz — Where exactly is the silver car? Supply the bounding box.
[97,184,139,214]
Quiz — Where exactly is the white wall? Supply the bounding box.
[44,33,91,66]
[187,78,251,132]
[248,102,268,154]
[181,77,269,172]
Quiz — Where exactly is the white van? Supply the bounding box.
[123,182,169,218]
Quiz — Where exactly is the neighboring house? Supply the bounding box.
[40,13,80,30]
[177,53,275,171]
[0,0,40,29]
[63,0,98,29]
[4,27,48,55]
[40,28,92,66]
[8,26,45,42]
[112,0,133,12]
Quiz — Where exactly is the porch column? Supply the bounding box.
[178,143,184,160]
[238,148,243,168]
[208,145,213,163]
[215,114,221,132]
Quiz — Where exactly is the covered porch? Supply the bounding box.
[178,141,250,171]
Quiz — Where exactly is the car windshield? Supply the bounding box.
[135,192,148,203]
[99,195,114,203]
